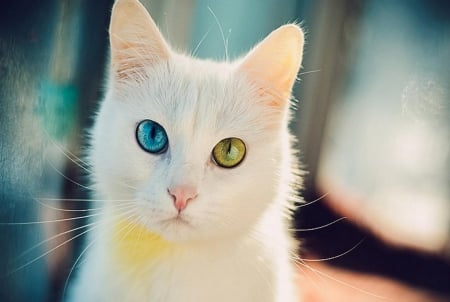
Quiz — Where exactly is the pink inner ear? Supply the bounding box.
[112,46,149,80]
[238,24,304,108]
[112,44,166,80]
[256,85,293,108]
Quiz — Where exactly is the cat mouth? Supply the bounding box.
[161,214,192,227]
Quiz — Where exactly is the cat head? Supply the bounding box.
[91,0,304,243]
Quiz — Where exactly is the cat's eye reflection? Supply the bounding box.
[136,120,169,154]
[212,137,246,168]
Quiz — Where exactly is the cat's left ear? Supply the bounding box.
[238,24,304,108]
[109,0,170,80]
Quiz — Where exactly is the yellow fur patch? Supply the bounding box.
[112,218,173,268]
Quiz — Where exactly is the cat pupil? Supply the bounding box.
[150,126,156,140]
[226,139,232,154]
[228,146,237,160]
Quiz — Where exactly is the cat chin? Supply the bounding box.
[157,222,201,243]
[139,214,243,244]
[128,209,209,243]
[140,222,209,244]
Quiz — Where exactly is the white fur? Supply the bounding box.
[68,1,302,301]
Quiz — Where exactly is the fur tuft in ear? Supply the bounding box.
[109,0,170,80]
[238,24,304,107]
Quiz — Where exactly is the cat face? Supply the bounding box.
[90,0,303,242]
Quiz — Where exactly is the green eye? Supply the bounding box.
[212,137,246,168]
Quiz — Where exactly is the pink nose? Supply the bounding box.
[168,185,198,211]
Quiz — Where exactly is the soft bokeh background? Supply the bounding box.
[0,0,449,301]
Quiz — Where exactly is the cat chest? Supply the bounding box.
[106,219,275,301]
[106,258,274,302]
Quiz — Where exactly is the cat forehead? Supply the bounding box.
[117,55,266,138]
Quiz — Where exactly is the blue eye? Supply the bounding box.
[136,120,169,154]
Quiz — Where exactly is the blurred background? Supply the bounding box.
[0,0,449,301]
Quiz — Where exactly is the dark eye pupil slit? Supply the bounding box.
[226,139,232,154]
[150,126,156,140]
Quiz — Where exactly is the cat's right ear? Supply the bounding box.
[109,0,170,80]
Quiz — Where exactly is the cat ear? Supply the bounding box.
[109,0,170,80]
[238,24,304,107]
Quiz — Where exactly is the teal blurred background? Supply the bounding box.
[0,0,449,301]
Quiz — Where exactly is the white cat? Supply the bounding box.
[68,0,304,301]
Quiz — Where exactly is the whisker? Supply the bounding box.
[7,206,138,278]
[296,192,329,208]
[33,198,103,212]
[294,256,332,292]
[236,238,275,297]
[35,197,134,203]
[44,126,137,191]
[62,237,97,301]
[296,260,324,293]
[294,259,389,300]
[192,26,213,57]
[47,160,91,191]
[0,212,102,225]
[43,128,92,171]
[290,217,347,232]
[33,197,136,215]
[16,203,136,257]
[207,6,229,61]
[300,237,366,262]
[109,178,138,190]
[17,222,97,259]
[131,216,150,258]
[297,69,321,77]
[163,12,171,47]
[116,213,141,244]
[7,225,98,275]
